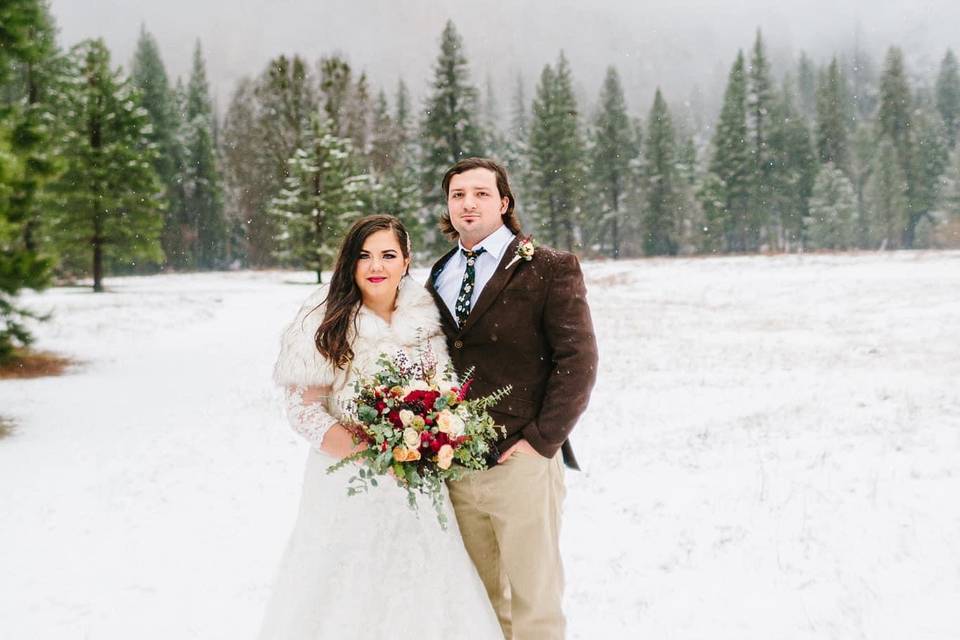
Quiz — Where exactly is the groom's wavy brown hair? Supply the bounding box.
[311,215,411,369]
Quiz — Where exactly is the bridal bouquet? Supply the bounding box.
[327,345,509,528]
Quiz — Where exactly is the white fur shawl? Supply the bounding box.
[273,280,449,391]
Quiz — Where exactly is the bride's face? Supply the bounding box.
[354,229,410,305]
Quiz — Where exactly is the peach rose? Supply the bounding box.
[437,444,454,470]
[392,446,422,463]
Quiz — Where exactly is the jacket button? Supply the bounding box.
[454,340,463,349]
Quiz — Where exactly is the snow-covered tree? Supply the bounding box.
[805,162,857,249]
[270,117,366,283]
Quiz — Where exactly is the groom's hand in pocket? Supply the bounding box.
[497,438,541,463]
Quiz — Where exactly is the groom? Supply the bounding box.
[426,157,598,639]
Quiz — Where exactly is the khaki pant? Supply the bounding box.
[448,452,567,640]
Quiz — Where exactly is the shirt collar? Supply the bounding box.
[457,225,515,262]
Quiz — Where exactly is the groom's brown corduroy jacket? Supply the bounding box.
[426,235,598,470]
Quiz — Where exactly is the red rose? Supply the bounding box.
[387,410,403,429]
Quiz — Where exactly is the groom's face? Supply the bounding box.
[446,168,509,248]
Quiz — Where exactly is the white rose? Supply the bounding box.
[399,409,415,427]
[437,410,465,437]
[403,427,420,449]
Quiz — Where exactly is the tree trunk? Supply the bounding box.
[93,239,104,293]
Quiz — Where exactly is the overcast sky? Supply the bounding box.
[48,0,960,121]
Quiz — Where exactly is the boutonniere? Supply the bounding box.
[504,235,536,269]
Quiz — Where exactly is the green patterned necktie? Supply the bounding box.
[455,247,486,327]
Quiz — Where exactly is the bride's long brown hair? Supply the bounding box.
[312,215,411,369]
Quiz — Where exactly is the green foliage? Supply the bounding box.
[419,20,484,213]
[527,52,587,251]
[766,82,817,249]
[183,41,226,269]
[865,138,908,249]
[816,57,851,172]
[269,117,366,282]
[805,162,857,249]
[50,39,163,292]
[130,25,186,269]
[0,0,61,360]
[642,89,679,256]
[707,51,751,251]
[936,49,960,148]
[588,66,637,258]
[748,30,775,244]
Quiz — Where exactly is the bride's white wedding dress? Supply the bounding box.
[257,282,503,640]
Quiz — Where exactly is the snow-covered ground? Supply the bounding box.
[2,251,959,640]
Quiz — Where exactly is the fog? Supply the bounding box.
[50,0,960,121]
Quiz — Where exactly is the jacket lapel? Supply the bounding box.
[459,235,523,334]
[426,247,459,331]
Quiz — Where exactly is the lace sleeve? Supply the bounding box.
[282,384,339,449]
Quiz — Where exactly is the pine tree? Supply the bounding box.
[848,38,877,121]
[909,103,950,245]
[367,88,422,245]
[748,30,774,249]
[877,47,927,247]
[849,124,877,247]
[419,20,484,211]
[588,66,636,258]
[527,52,587,251]
[865,138,908,249]
[394,78,412,145]
[221,77,273,267]
[183,41,226,269]
[0,0,59,361]
[346,71,371,156]
[501,74,530,202]
[369,89,397,175]
[269,117,365,283]
[816,57,850,171]
[130,25,185,268]
[52,39,163,292]
[796,52,818,120]
[481,74,506,160]
[706,51,751,251]
[642,88,679,255]
[766,80,817,249]
[935,49,960,148]
[805,162,857,249]
[226,55,316,266]
[320,55,353,138]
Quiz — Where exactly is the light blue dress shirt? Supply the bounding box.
[436,224,516,322]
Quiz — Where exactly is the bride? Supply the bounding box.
[257,214,503,639]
